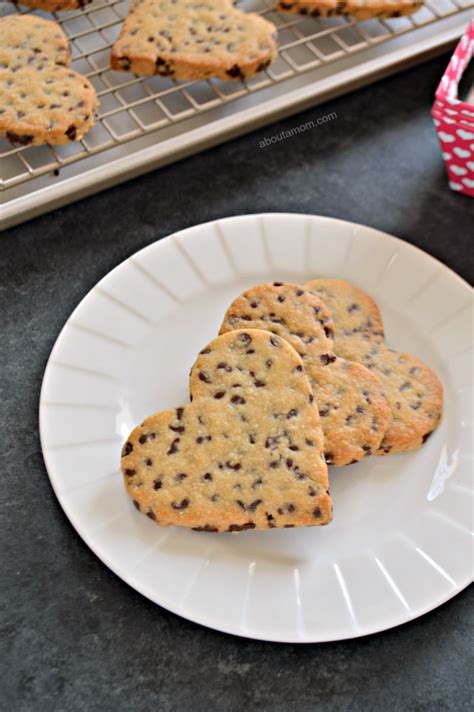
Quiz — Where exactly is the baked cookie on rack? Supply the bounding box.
[111,0,278,81]
[305,279,443,455]
[121,330,332,532]
[0,15,97,145]
[276,0,423,20]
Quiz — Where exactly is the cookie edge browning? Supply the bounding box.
[0,15,98,145]
[110,8,278,80]
[276,0,423,19]
[121,329,332,532]
[376,352,443,455]
[219,284,391,466]
[306,278,444,455]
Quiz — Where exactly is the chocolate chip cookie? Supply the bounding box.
[220,283,391,466]
[121,330,332,531]
[305,279,443,454]
[0,15,97,145]
[111,0,278,81]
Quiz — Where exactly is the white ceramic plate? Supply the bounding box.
[39,214,473,642]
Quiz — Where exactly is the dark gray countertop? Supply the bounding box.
[2,52,473,712]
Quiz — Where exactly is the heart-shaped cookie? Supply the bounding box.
[0,15,97,145]
[276,0,423,19]
[220,283,391,466]
[121,329,332,532]
[305,279,443,454]
[111,0,278,81]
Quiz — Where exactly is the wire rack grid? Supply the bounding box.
[0,0,471,195]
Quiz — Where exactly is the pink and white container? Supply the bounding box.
[432,21,474,198]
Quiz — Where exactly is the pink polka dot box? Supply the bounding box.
[432,21,474,198]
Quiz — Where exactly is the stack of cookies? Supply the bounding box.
[121,279,443,533]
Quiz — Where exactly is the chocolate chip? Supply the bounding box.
[193,525,218,532]
[252,478,263,489]
[270,336,280,347]
[214,391,226,399]
[226,461,241,471]
[313,507,322,518]
[238,333,252,345]
[167,438,180,455]
[176,407,184,420]
[231,395,246,405]
[6,132,33,145]
[138,434,147,444]
[287,408,298,419]
[249,434,256,444]
[145,459,153,467]
[65,125,77,141]
[172,498,190,510]
[347,303,359,312]
[133,500,140,511]
[202,473,213,481]
[324,326,334,339]
[217,362,232,372]
[199,371,211,383]
[175,473,188,481]
[125,468,136,478]
[422,431,433,444]
[320,353,337,365]
[308,486,317,496]
[153,478,162,490]
[169,425,185,433]
[122,441,133,457]
[306,438,314,447]
[226,64,243,79]
[324,452,334,465]
[146,509,156,520]
[319,408,329,417]
[265,359,273,368]
[356,405,365,414]
[228,523,255,532]
[200,347,211,354]
[266,513,276,529]
[296,289,304,296]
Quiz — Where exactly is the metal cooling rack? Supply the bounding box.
[1,0,472,229]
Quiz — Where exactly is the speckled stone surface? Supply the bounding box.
[1,52,473,712]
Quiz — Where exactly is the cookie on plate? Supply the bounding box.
[0,15,97,145]
[12,0,92,10]
[121,330,332,532]
[220,283,391,467]
[305,279,443,454]
[111,0,278,81]
[276,0,423,19]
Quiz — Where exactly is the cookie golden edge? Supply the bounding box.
[110,7,278,80]
[121,329,332,532]
[0,15,97,145]
[276,0,423,19]
[305,279,444,455]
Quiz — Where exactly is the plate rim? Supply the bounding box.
[39,212,473,643]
